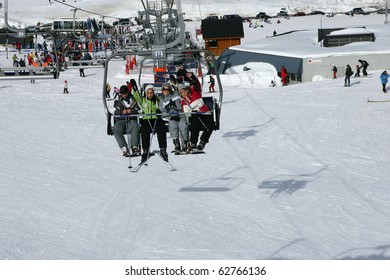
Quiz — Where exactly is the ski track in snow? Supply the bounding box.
[2,58,390,259]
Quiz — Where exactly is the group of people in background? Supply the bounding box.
[108,66,215,163]
[344,60,368,87]
[331,59,370,87]
[331,59,389,92]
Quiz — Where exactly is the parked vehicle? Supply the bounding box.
[255,12,269,19]
[277,10,288,17]
[345,8,365,15]
[293,12,306,17]
[377,8,390,14]
[309,10,325,15]
[205,15,219,20]
[222,14,242,20]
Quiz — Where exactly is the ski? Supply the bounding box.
[129,150,156,172]
[129,153,141,157]
[129,161,147,172]
[190,149,206,154]
[155,151,177,171]
[173,151,205,155]
[367,99,390,103]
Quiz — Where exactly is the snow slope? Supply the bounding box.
[1,8,390,260]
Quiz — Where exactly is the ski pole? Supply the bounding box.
[125,119,132,168]
[143,119,158,165]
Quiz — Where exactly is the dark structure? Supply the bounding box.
[201,18,244,56]
[0,28,34,48]
[318,27,375,47]
[216,49,303,82]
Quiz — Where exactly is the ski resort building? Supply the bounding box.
[201,18,244,56]
[217,27,390,83]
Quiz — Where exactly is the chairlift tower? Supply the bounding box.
[137,0,187,67]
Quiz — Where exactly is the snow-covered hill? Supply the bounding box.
[2,0,386,25]
[1,12,390,263]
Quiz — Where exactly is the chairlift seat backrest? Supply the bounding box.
[0,66,56,80]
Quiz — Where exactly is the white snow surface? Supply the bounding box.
[1,3,390,260]
[2,0,388,24]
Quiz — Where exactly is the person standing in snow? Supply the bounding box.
[79,68,85,77]
[380,70,390,93]
[63,80,69,94]
[280,66,289,86]
[358,59,369,77]
[331,64,337,79]
[208,75,215,92]
[344,64,354,87]
[12,54,19,67]
[354,64,361,77]
[205,55,215,75]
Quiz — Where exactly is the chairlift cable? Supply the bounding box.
[53,0,122,20]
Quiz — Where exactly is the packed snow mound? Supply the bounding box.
[221,62,281,88]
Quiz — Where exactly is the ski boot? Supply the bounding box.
[195,141,206,151]
[160,148,169,162]
[122,146,130,157]
[172,138,181,154]
[131,146,141,156]
[182,141,190,153]
[187,143,196,153]
[141,151,150,162]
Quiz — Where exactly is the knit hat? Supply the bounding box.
[145,84,155,92]
[178,84,190,92]
[162,83,172,90]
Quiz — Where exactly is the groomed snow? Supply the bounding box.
[1,1,390,261]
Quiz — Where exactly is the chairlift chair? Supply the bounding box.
[103,47,222,135]
[102,0,223,136]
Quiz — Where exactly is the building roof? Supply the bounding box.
[201,18,244,39]
[218,49,303,75]
[231,25,390,59]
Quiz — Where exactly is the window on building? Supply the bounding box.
[208,40,218,48]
